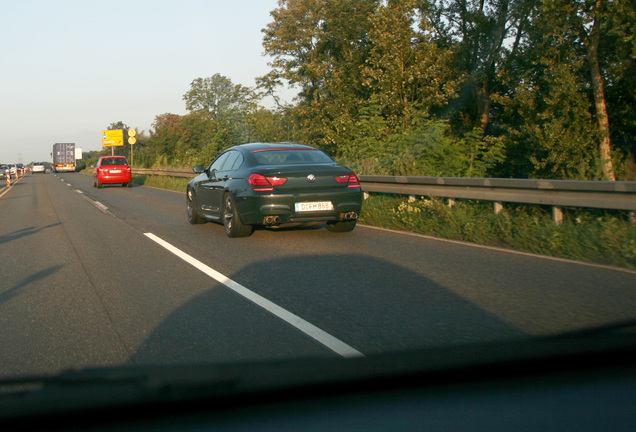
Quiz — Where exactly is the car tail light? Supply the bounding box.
[248,173,287,191]
[267,176,287,186]
[334,174,361,188]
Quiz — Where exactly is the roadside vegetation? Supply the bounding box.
[83,0,634,182]
[360,195,636,269]
[77,0,635,268]
[130,174,190,193]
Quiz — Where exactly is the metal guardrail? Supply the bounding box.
[359,175,636,224]
[133,168,194,178]
[132,168,636,223]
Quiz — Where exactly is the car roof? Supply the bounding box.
[230,142,319,152]
[99,156,127,161]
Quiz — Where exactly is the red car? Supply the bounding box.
[93,156,132,188]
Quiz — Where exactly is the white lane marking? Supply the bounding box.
[78,192,110,214]
[93,201,109,213]
[144,232,365,359]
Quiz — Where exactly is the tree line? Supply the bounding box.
[99,0,635,180]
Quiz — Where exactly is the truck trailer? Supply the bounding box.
[52,143,76,172]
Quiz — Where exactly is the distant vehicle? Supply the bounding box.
[0,164,8,179]
[187,142,363,237]
[32,162,46,174]
[93,156,132,188]
[52,143,76,172]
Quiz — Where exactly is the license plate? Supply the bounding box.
[295,201,333,212]
[110,169,121,173]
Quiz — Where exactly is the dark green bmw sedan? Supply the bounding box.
[186,143,363,237]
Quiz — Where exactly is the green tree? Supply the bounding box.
[261,0,378,154]
[419,0,530,135]
[362,0,458,131]
[183,74,258,119]
[494,0,632,179]
[143,113,183,167]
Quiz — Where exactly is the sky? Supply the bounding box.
[0,0,293,164]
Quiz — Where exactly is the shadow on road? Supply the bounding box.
[0,265,65,306]
[127,254,527,366]
[0,223,62,246]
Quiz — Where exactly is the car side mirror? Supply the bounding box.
[193,165,205,174]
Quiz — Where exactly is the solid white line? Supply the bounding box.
[144,232,365,359]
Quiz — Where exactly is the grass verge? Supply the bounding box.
[131,174,191,192]
[359,194,636,269]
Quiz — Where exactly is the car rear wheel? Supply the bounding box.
[326,220,357,233]
[187,188,205,224]
[223,193,253,238]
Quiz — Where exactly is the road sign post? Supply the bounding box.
[101,130,124,156]
[127,129,137,167]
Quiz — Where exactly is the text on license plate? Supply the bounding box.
[295,201,333,212]
[110,170,121,173]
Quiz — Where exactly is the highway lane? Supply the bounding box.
[0,174,327,378]
[2,172,636,378]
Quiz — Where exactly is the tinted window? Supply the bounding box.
[101,158,128,166]
[252,149,333,165]
[209,152,230,172]
[223,151,243,171]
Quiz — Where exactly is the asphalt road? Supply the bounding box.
[1,172,636,378]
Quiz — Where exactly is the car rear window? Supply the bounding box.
[101,158,128,166]
[251,149,333,165]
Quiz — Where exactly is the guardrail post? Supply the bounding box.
[552,206,564,225]
[494,201,503,215]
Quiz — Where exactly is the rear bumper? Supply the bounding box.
[236,189,363,225]
[96,173,132,184]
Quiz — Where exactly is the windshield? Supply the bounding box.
[0,0,635,417]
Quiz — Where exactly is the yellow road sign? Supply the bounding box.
[128,129,137,137]
[102,129,124,146]
[128,137,137,145]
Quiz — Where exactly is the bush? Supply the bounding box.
[359,195,636,268]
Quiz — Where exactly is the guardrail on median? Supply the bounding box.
[132,168,636,224]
